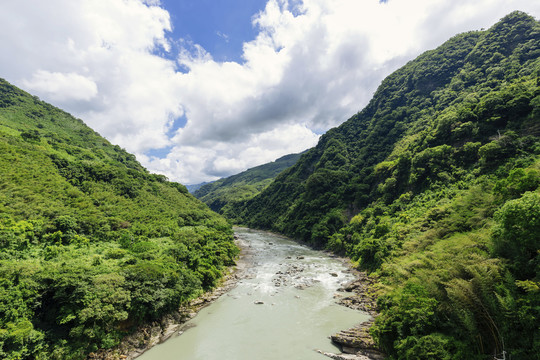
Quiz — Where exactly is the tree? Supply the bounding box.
[492,191,540,278]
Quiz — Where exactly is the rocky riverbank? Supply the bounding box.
[86,235,252,360]
[320,263,386,360]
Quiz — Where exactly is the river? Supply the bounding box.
[137,227,370,360]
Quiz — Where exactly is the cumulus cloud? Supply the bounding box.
[1,0,539,184]
[23,70,98,102]
[141,123,319,183]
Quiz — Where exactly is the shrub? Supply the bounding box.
[492,191,540,278]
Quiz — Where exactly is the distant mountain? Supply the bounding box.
[0,79,237,359]
[237,11,540,359]
[186,182,210,193]
[193,152,304,220]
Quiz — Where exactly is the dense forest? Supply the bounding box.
[230,11,540,359]
[0,79,238,359]
[193,152,302,220]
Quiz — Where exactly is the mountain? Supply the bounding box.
[185,182,210,193]
[237,11,540,359]
[193,152,303,220]
[0,79,237,359]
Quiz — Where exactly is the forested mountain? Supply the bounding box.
[185,182,209,193]
[0,79,237,359]
[193,152,303,220]
[235,11,540,359]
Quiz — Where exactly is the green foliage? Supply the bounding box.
[394,333,465,360]
[372,282,439,353]
[492,191,540,278]
[494,168,540,199]
[0,319,45,360]
[0,78,237,358]
[354,234,392,272]
[443,261,507,356]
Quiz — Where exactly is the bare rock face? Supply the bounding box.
[336,273,378,316]
[161,324,181,342]
[316,350,373,360]
[330,321,376,351]
[329,320,386,360]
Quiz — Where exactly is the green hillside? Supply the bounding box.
[193,152,303,220]
[237,11,540,359]
[0,79,237,359]
[185,182,209,193]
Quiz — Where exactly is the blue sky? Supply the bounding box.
[161,0,268,63]
[1,0,539,184]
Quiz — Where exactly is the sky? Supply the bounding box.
[1,0,539,185]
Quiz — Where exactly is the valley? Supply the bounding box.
[0,10,539,360]
[137,228,370,360]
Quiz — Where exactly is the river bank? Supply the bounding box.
[317,257,386,360]
[87,234,253,360]
[87,228,383,360]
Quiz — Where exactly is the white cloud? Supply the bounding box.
[23,70,98,102]
[141,123,319,184]
[216,31,230,43]
[1,0,539,184]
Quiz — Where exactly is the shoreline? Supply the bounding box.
[317,255,386,360]
[87,234,252,360]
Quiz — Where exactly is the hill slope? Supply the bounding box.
[0,79,237,359]
[238,11,540,359]
[185,182,209,193]
[193,152,303,219]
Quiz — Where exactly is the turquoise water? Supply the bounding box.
[137,228,369,360]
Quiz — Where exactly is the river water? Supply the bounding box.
[138,227,369,360]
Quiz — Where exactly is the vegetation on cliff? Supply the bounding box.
[0,79,238,359]
[235,11,540,359]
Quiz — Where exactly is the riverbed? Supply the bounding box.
[137,227,370,360]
